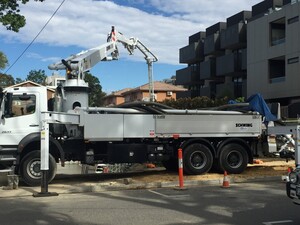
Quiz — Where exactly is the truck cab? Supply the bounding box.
[0,86,48,173]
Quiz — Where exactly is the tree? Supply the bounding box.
[0,73,15,88]
[26,69,47,85]
[0,51,8,69]
[15,77,24,84]
[84,72,106,107]
[0,51,14,88]
[0,0,45,32]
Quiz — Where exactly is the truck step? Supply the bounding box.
[0,169,13,173]
[0,147,17,151]
[0,157,17,162]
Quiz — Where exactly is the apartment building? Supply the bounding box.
[176,0,300,107]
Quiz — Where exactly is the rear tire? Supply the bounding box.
[20,150,57,186]
[219,143,248,174]
[183,143,213,175]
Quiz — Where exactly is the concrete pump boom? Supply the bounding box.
[48,26,158,102]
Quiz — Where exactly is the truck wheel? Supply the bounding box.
[20,151,57,186]
[183,143,213,175]
[219,143,248,174]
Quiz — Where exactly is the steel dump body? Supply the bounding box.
[77,109,262,141]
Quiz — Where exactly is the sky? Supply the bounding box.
[0,0,262,93]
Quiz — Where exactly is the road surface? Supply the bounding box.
[0,180,299,225]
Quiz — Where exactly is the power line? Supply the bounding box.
[5,0,66,74]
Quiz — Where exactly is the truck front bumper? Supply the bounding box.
[286,182,300,205]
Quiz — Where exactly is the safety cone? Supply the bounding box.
[222,171,230,188]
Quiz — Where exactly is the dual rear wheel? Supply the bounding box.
[218,143,249,174]
[183,143,213,175]
[164,142,249,175]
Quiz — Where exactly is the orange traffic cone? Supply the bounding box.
[222,171,230,188]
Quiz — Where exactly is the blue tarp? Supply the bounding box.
[229,93,277,122]
[246,93,278,122]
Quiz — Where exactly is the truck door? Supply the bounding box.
[0,93,40,145]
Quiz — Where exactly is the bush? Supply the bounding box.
[160,96,229,109]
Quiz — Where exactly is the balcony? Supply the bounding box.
[206,22,227,36]
[200,59,216,80]
[216,53,235,76]
[216,81,246,98]
[226,11,252,27]
[176,66,200,85]
[216,83,235,98]
[204,34,223,56]
[220,23,247,50]
[216,52,246,76]
[179,41,204,64]
[189,31,206,44]
[251,0,283,20]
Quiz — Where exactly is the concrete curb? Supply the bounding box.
[0,175,285,198]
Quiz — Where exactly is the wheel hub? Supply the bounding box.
[190,151,206,169]
[227,151,242,168]
[28,160,41,178]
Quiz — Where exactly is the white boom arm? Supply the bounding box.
[107,26,158,102]
[48,42,118,81]
[48,26,158,102]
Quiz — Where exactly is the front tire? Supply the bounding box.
[183,143,213,175]
[20,151,57,186]
[219,143,248,174]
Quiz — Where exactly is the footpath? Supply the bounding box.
[0,158,294,198]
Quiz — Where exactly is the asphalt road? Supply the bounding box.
[0,180,299,225]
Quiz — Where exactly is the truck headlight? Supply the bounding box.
[289,172,298,184]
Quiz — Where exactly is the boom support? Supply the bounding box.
[107,26,158,101]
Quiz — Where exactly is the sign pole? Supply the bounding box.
[33,120,58,197]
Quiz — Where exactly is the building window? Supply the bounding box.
[270,18,286,46]
[288,57,299,64]
[269,57,285,83]
[288,16,299,24]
